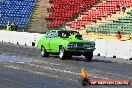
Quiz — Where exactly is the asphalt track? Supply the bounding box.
[0,42,132,88]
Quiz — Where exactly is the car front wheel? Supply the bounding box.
[84,52,93,61]
[41,46,49,57]
[59,46,67,60]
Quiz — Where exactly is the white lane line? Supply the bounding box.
[30,61,61,66]
[28,63,82,75]
[4,65,77,82]
[28,63,109,79]
[4,63,110,80]
[42,61,61,66]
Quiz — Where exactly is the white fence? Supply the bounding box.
[0,30,44,47]
[0,30,132,60]
[87,38,132,60]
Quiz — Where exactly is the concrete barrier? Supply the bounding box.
[0,30,132,60]
[93,39,132,60]
[0,30,44,46]
[115,40,132,59]
[31,33,44,47]
[106,40,118,58]
[93,39,107,56]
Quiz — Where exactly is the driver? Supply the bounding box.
[62,33,67,37]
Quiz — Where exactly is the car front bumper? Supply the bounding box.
[66,47,96,55]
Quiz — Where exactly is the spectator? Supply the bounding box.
[11,21,17,31]
[14,22,17,31]
[11,22,14,31]
[116,31,122,39]
[6,21,12,31]
[122,6,126,12]
[116,4,120,11]
[61,33,66,38]
[121,4,127,13]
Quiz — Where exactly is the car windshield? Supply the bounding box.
[58,31,80,38]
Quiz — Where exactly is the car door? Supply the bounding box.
[44,32,52,51]
[49,31,59,52]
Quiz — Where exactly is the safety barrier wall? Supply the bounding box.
[0,30,132,60]
[86,38,132,60]
[0,30,44,47]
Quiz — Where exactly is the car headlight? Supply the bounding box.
[91,43,95,47]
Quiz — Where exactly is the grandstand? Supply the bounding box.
[46,0,132,35]
[1,0,132,35]
[89,9,132,34]
[46,0,99,28]
[0,0,36,30]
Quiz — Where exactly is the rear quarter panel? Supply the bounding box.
[37,36,46,49]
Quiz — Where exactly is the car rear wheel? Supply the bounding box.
[84,52,93,62]
[66,55,72,59]
[59,46,67,60]
[41,46,49,57]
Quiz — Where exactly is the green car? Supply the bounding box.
[37,30,95,61]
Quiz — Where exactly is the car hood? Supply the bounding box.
[62,35,95,44]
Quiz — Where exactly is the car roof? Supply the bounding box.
[50,30,76,32]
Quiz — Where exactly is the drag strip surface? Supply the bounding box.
[0,42,132,88]
[0,64,80,88]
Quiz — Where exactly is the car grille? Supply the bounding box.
[71,42,94,48]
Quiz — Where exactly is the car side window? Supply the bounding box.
[46,32,52,38]
[51,31,57,38]
[46,31,57,38]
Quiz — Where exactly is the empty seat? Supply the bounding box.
[0,0,36,28]
[46,0,99,28]
[66,0,132,30]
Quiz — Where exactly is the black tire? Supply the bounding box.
[41,46,49,57]
[66,55,72,59]
[84,52,93,62]
[79,78,91,86]
[59,46,67,60]
[81,79,87,86]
